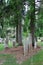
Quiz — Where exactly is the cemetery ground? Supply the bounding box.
[0,41,43,65]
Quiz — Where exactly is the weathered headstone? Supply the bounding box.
[22,33,32,56]
[4,38,8,48]
[11,38,16,47]
[4,36,9,48]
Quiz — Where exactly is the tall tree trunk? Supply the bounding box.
[16,23,18,43]
[30,0,35,48]
[1,20,3,38]
[16,21,22,45]
[18,21,22,45]
[30,16,35,48]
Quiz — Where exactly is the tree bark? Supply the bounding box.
[30,16,35,48]
[30,0,35,48]
[16,21,22,45]
[18,21,22,45]
[16,23,18,43]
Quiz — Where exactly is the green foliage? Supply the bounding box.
[0,0,43,39]
[23,32,28,37]
[35,13,43,37]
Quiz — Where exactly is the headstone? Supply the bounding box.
[4,37,9,48]
[12,38,16,46]
[22,33,32,56]
[4,38,7,48]
[34,40,37,49]
[33,36,37,49]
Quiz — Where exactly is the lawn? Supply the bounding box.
[0,49,43,65]
[22,50,43,65]
[0,41,43,65]
[0,54,18,65]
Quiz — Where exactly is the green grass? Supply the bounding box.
[21,50,43,65]
[0,50,43,65]
[0,41,43,65]
[0,54,19,65]
[2,54,18,65]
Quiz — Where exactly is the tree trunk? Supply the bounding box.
[18,21,22,45]
[16,21,22,45]
[16,24,18,43]
[30,17,35,48]
[30,0,35,48]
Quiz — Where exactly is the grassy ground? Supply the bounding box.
[22,50,43,65]
[0,54,18,65]
[0,41,43,65]
[0,49,43,65]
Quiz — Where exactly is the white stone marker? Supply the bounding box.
[22,33,32,56]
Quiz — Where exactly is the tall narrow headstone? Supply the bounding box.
[22,33,32,56]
